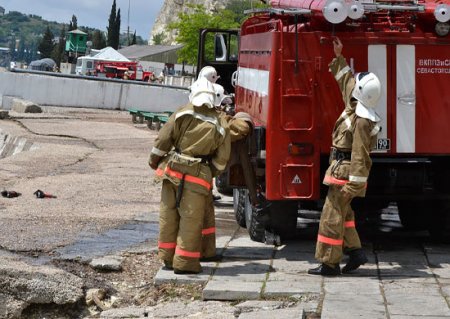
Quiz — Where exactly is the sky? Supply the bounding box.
[0,0,165,40]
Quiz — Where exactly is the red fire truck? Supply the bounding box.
[198,0,450,243]
[95,61,153,81]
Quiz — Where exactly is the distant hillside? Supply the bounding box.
[0,11,95,47]
[0,10,145,63]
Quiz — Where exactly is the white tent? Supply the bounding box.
[75,47,130,75]
[92,47,130,62]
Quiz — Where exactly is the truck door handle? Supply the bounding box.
[397,94,416,105]
[232,70,238,88]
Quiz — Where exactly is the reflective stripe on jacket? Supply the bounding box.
[150,103,230,194]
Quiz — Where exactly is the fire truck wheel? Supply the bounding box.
[215,172,233,196]
[427,201,450,242]
[233,189,247,228]
[267,201,298,240]
[397,201,427,231]
[244,192,265,242]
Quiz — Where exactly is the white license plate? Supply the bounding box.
[376,138,391,150]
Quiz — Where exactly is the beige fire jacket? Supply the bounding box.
[149,103,230,195]
[324,55,380,197]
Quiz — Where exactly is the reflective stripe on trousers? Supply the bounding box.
[158,180,206,273]
[158,241,176,249]
[315,186,362,265]
[156,167,212,191]
[202,227,216,235]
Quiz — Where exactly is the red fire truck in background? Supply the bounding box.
[95,60,154,81]
[198,0,450,244]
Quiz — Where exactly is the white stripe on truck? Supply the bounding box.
[396,45,416,153]
[369,45,388,153]
[237,67,270,96]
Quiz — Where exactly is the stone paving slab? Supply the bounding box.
[270,253,316,274]
[378,262,434,278]
[148,300,237,319]
[274,241,316,254]
[212,259,271,282]
[323,278,381,295]
[382,278,442,294]
[427,253,450,267]
[263,279,321,296]
[376,250,428,265]
[223,237,274,260]
[321,293,387,319]
[390,316,450,319]
[384,291,450,317]
[202,280,262,300]
[154,264,215,286]
[237,306,305,319]
[440,278,450,298]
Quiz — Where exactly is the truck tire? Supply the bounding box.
[215,172,233,196]
[427,201,450,242]
[267,201,298,240]
[234,189,246,228]
[397,201,427,231]
[244,191,265,242]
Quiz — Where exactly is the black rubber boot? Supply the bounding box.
[308,263,341,276]
[342,249,368,274]
[163,260,173,270]
[174,268,201,275]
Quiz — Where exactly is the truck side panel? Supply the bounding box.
[415,45,450,153]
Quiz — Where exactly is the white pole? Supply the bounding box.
[127,0,131,45]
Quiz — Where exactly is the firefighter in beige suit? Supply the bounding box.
[149,77,230,274]
[200,69,253,260]
[308,38,382,276]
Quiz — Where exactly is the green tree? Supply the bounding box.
[16,37,26,61]
[152,32,165,45]
[92,30,106,49]
[115,8,121,48]
[51,25,66,66]
[168,4,239,65]
[9,37,17,61]
[69,14,78,31]
[131,31,137,45]
[107,0,119,48]
[225,0,268,23]
[38,26,55,58]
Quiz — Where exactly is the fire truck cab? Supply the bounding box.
[198,0,450,244]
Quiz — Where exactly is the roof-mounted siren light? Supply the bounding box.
[347,0,364,20]
[323,0,349,24]
[434,4,450,23]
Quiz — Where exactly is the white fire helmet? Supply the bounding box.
[213,83,232,107]
[198,66,220,83]
[189,77,216,109]
[352,72,382,122]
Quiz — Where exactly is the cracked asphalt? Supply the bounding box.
[0,107,161,253]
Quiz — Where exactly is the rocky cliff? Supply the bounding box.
[149,0,230,45]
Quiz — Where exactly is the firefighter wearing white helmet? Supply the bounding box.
[198,65,220,83]
[149,76,230,274]
[309,37,381,277]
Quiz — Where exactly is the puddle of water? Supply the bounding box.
[54,221,159,262]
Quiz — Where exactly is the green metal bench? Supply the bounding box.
[140,111,172,130]
[127,108,144,124]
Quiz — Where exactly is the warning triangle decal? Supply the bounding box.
[292,175,302,184]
